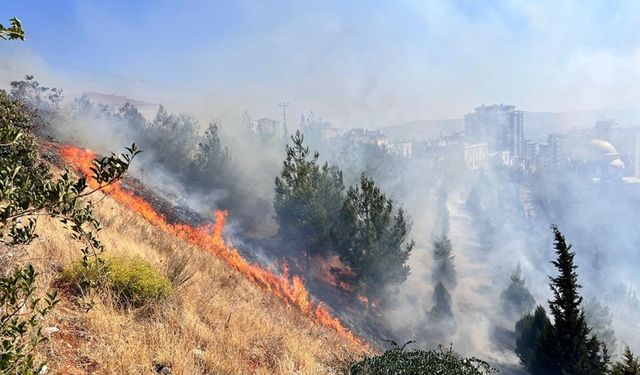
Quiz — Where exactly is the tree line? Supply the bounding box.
[8,77,275,230]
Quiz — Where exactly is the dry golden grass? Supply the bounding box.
[15,193,366,374]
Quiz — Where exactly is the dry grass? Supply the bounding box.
[15,194,366,374]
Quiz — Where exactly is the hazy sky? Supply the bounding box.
[2,0,640,127]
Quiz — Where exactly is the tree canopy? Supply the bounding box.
[500,264,535,320]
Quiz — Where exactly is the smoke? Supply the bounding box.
[4,1,640,368]
[357,149,640,369]
[6,67,640,369]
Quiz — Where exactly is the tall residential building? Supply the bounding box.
[464,104,524,161]
[616,127,640,177]
[546,133,562,171]
[463,142,488,170]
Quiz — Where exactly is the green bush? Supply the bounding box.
[0,264,58,374]
[348,344,496,375]
[62,256,172,306]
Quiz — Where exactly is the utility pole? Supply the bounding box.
[279,102,289,141]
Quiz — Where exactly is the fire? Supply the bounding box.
[59,145,365,347]
[313,254,353,292]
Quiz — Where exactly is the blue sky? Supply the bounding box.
[1,0,640,126]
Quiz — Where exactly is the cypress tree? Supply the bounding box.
[429,282,453,320]
[546,225,589,373]
[612,347,640,375]
[424,281,456,343]
[432,232,457,289]
[527,226,609,375]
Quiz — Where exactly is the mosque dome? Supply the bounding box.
[590,139,618,157]
[568,138,619,162]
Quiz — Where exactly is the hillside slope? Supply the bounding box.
[21,179,366,374]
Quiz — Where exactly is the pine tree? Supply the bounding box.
[612,347,640,375]
[500,264,535,320]
[274,131,344,264]
[432,232,457,289]
[149,105,198,174]
[337,174,414,302]
[191,120,232,188]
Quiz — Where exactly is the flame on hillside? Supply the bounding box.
[59,145,365,347]
[314,255,353,292]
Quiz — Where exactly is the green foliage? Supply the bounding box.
[515,305,551,368]
[0,264,59,374]
[0,17,24,41]
[423,282,456,342]
[429,282,453,321]
[148,105,199,174]
[337,174,414,300]
[500,265,535,320]
[194,121,229,171]
[348,344,496,375]
[188,120,235,190]
[274,132,414,303]
[517,226,610,375]
[61,256,172,307]
[0,24,134,373]
[116,102,148,134]
[10,75,63,132]
[0,89,139,257]
[612,347,640,375]
[584,298,618,356]
[274,130,345,259]
[432,232,456,289]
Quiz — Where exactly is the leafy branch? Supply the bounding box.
[0,18,24,41]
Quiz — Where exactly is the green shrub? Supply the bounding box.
[62,256,172,306]
[0,264,58,374]
[348,343,496,375]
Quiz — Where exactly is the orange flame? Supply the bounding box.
[313,254,353,292]
[59,145,365,347]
